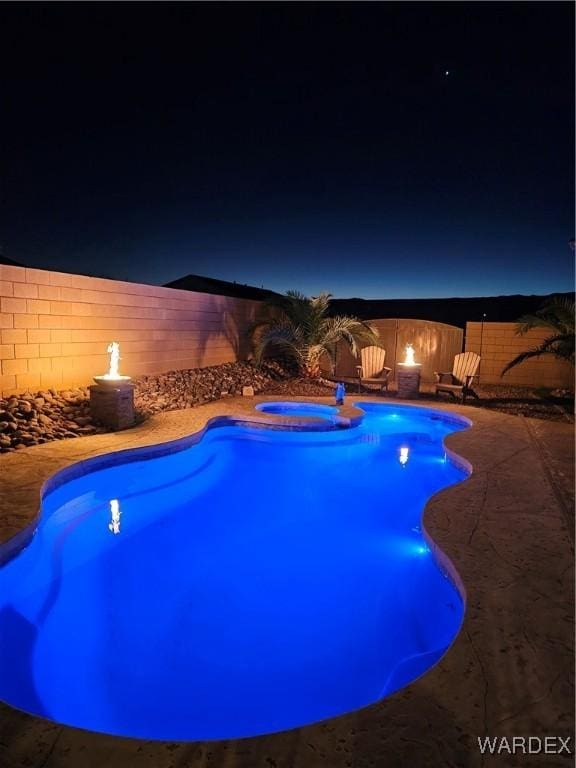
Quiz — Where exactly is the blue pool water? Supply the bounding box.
[0,403,470,741]
[256,401,338,420]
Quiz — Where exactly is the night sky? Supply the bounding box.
[2,3,574,299]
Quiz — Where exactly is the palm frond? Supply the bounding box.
[544,297,575,328]
[246,318,278,341]
[516,297,575,336]
[535,333,575,361]
[252,323,302,365]
[299,292,330,343]
[285,289,309,303]
[504,296,575,376]
[321,317,379,356]
[249,290,381,376]
[285,292,318,333]
[501,336,575,376]
[310,292,332,320]
[501,347,547,376]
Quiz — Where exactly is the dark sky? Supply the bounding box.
[2,2,574,299]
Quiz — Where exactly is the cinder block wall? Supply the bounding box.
[465,322,573,387]
[0,265,260,396]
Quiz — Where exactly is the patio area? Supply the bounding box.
[0,394,573,768]
[2,1,573,763]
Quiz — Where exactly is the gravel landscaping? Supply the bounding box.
[0,363,572,454]
[0,388,99,453]
[472,383,574,422]
[134,360,292,415]
[0,361,293,453]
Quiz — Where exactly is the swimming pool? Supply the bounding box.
[0,403,471,740]
[256,401,338,421]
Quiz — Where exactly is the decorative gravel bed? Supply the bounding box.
[472,384,574,422]
[134,360,291,415]
[0,388,100,453]
[0,360,292,453]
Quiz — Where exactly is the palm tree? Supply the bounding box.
[250,290,380,378]
[501,296,575,376]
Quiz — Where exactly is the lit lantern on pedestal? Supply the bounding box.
[93,342,132,386]
[90,342,135,430]
[404,344,416,366]
[396,344,422,399]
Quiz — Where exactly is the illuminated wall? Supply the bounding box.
[465,322,573,388]
[332,319,464,383]
[0,265,259,395]
[1,264,571,395]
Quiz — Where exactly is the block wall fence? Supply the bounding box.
[465,321,573,388]
[0,264,572,395]
[0,265,260,396]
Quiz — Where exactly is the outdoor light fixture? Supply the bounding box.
[93,342,132,385]
[90,342,135,430]
[397,343,422,399]
[403,344,417,366]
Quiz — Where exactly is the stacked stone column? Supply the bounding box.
[89,382,135,430]
[396,364,421,399]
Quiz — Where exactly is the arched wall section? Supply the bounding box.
[329,318,464,383]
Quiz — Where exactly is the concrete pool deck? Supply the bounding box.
[0,395,573,768]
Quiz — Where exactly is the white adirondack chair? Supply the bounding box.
[435,352,481,403]
[356,346,391,392]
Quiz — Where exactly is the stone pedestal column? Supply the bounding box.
[397,364,422,399]
[90,382,135,430]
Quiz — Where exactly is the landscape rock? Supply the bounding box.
[0,360,296,453]
[133,360,293,416]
